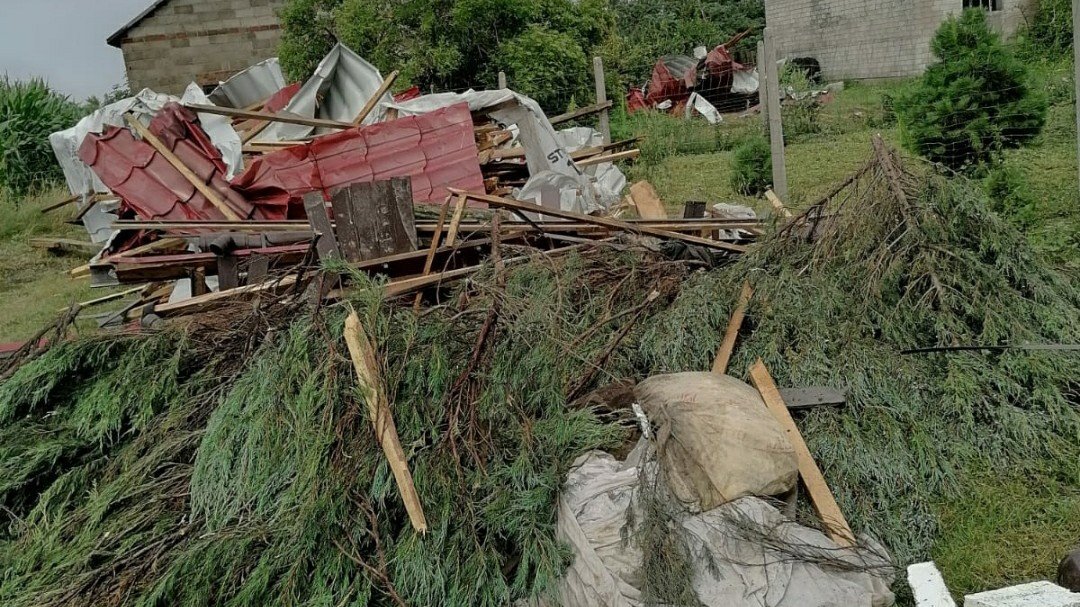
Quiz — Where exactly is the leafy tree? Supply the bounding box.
[496,26,590,111]
[896,9,1047,172]
[0,78,82,201]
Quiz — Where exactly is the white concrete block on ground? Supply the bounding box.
[908,561,956,607]
[964,581,1080,607]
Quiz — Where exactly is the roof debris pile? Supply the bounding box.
[6,38,1080,607]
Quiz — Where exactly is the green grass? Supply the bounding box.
[0,189,120,343]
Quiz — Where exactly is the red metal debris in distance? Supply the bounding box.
[233,103,484,211]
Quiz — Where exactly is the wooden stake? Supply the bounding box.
[593,56,611,145]
[124,114,242,221]
[748,359,855,547]
[352,70,399,126]
[443,194,469,247]
[343,310,428,533]
[712,281,753,374]
[413,196,452,311]
[449,189,747,253]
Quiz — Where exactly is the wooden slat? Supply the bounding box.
[217,255,240,290]
[548,100,614,125]
[712,281,753,374]
[748,359,855,547]
[627,181,667,220]
[124,114,242,221]
[303,192,341,261]
[778,387,847,410]
[413,196,452,311]
[449,189,747,253]
[443,194,469,247]
[576,149,639,167]
[352,70,399,125]
[389,177,419,250]
[766,188,793,218]
[341,180,417,260]
[330,187,363,262]
[247,255,270,283]
[343,310,428,533]
[184,103,355,130]
[112,217,763,232]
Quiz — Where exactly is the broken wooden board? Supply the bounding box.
[778,387,847,410]
[748,359,856,547]
[625,181,668,220]
[344,310,428,533]
[329,179,418,263]
[712,281,752,374]
[303,192,341,262]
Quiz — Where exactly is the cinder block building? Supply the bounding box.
[764,0,1036,80]
[107,0,286,94]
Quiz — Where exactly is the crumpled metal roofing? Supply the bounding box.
[234,102,484,209]
[79,103,285,222]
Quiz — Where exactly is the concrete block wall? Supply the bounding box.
[764,0,1035,80]
[117,0,287,95]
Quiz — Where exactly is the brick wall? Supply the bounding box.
[764,0,1035,80]
[118,0,286,95]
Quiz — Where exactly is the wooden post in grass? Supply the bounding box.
[593,56,611,145]
[344,310,428,533]
[762,28,788,201]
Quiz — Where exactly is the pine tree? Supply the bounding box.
[897,9,1047,172]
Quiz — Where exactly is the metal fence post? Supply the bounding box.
[763,27,788,201]
[593,56,611,145]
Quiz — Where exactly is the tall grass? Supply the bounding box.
[0,78,82,201]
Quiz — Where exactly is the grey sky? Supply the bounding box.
[0,0,151,101]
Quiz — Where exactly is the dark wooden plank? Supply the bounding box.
[248,255,270,284]
[303,192,341,262]
[217,255,240,290]
[344,180,417,261]
[390,177,419,249]
[778,387,847,410]
[330,187,363,262]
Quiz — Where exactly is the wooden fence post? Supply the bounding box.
[593,56,611,145]
[498,71,507,89]
[763,28,788,202]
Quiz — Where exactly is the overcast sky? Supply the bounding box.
[0,0,151,101]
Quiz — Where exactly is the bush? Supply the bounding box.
[0,78,82,201]
[1020,0,1072,57]
[985,164,1037,227]
[496,26,590,112]
[729,136,771,196]
[896,9,1047,172]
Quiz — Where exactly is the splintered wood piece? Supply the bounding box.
[124,114,242,221]
[712,281,753,374]
[443,194,469,247]
[352,70,399,125]
[627,181,667,220]
[303,192,341,261]
[343,310,428,533]
[413,196,452,311]
[766,188,793,218]
[748,359,855,547]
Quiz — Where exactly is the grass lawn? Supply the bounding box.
[0,188,124,343]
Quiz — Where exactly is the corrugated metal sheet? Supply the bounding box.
[79,103,285,222]
[207,58,288,108]
[234,103,484,209]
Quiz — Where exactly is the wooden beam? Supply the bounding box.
[183,103,356,130]
[343,310,428,533]
[124,114,242,221]
[575,149,639,167]
[766,188,793,218]
[443,194,469,247]
[112,217,762,233]
[712,281,753,374]
[303,192,341,262]
[549,100,614,126]
[39,193,80,214]
[778,387,846,410]
[352,70,399,125]
[413,196,452,311]
[626,181,667,220]
[449,189,747,253]
[748,359,855,547]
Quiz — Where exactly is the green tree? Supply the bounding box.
[896,9,1047,172]
[0,78,82,201]
[496,26,590,111]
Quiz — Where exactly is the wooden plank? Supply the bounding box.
[183,103,355,130]
[593,56,611,144]
[40,193,80,214]
[549,100,614,126]
[576,149,639,167]
[449,189,747,253]
[711,281,753,374]
[217,255,240,290]
[303,192,341,261]
[112,217,763,232]
[342,180,417,261]
[343,310,428,533]
[766,188,793,218]
[352,70,399,125]
[778,387,847,410]
[413,196,452,311]
[443,194,469,247]
[124,114,242,221]
[627,181,667,220]
[389,177,419,250]
[748,359,855,547]
[31,238,101,255]
[247,255,270,284]
[330,186,363,262]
